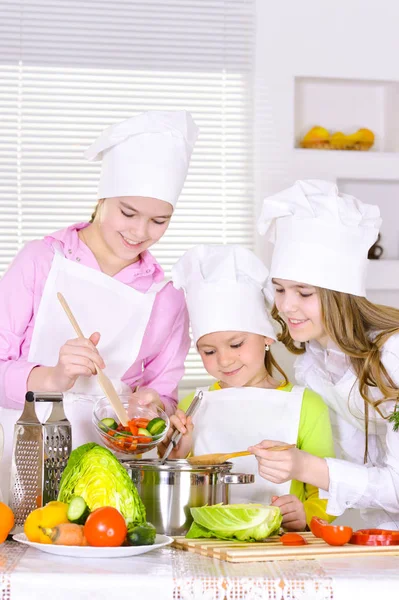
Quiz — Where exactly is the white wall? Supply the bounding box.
[254,0,399,379]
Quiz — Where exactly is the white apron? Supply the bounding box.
[192,385,304,504]
[295,354,386,466]
[0,249,166,502]
[295,354,390,528]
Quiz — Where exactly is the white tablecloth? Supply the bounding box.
[1,540,399,600]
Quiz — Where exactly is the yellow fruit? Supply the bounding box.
[330,131,347,149]
[302,126,330,142]
[357,128,374,143]
[24,501,69,544]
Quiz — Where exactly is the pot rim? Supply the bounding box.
[121,458,234,472]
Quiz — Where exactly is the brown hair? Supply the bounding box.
[265,347,288,388]
[272,291,399,460]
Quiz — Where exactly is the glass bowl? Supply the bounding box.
[92,396,170,457]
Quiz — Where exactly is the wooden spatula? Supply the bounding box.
[187,444,295,465]
[57,292,129,427]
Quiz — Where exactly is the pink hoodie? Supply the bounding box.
[0,223,190,414]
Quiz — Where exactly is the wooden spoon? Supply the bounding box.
[187,444,295,466]
[57,292,129,426]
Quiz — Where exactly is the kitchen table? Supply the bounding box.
[1,540,399,600]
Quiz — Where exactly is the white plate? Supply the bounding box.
[13,532,173,558]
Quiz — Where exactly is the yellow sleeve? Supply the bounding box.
[178,391,196,413]
[177,383,219,413]
[290,387,336,525]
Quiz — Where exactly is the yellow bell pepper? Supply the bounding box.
[24,501,69,544]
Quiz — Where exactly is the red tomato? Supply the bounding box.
[280,533,307,546]
[320,525,353,546]
[350,529,399,546]
[83,507,127,547]
[128,424,139,436]
[137,435,153,444]
[309,517,329,538]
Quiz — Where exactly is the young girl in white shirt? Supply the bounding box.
[253,179,399,529]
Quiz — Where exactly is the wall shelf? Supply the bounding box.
[294,76,399,153]
[292,149,399,182]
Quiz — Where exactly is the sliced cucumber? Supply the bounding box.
[138,428,152,437]
[114,432,131,439]
[67,496,90,525]
[99,417,118,432]
[147,417,166,436]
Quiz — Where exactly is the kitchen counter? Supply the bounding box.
[1,540,399,600]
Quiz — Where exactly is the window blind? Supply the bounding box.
[0,0,255,388]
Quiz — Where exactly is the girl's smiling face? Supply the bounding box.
[197,331,275,388]
[98,196,172,262]
[272,278,329,347]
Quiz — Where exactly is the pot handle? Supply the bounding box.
[221,473,254,485]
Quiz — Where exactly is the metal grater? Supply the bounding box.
[10,392,72,529]
[41,393,72,505]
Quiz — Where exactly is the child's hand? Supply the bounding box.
[157,409,194,459]
[248,440,302,483]
[248,440,330,491]
[128,387,164,417]
[271,494,306,531]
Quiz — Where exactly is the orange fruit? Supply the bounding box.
[0,502,15,543]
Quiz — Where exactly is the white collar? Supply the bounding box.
[305,339,351,384]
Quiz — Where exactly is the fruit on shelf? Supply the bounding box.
[300,126,374,151]
[300,126,330,149]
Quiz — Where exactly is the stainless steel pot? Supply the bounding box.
[123,459,254,536]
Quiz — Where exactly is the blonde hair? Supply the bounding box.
[89,200,103,223]
[272,291,399,460]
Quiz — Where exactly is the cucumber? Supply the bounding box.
[67,496,90,525]
[99,417,118,432]
[147,417,166,437]
[126,522,156,546]
[138,428,152,437]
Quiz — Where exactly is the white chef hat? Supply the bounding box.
[172,244,277,344]
[85,110,199,209]
[257,180,381,297]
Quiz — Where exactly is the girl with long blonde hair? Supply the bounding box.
[251,179,399,529]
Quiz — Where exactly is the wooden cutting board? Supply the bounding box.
[173,532,399,563]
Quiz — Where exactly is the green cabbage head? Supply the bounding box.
[58,443,146,526]
[186,503,282,542]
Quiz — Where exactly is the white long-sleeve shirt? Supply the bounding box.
[295,333,399,529]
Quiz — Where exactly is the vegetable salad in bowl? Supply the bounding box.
[92,396,169,456]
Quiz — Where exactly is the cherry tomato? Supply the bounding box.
[83,507,127,547]
[350,529,399,546]
[309,517,329,539]
[280,533,307,546]
[320,525,353,546]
